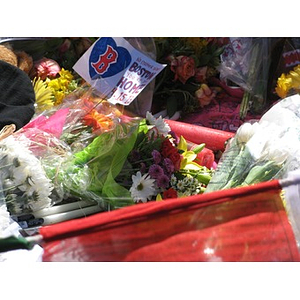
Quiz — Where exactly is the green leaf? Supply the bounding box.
[192,143,206,154]
[198,54,212,66]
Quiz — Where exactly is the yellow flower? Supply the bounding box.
[41,68,78,107]
[177,135,202,170]
[32,77,55,112]
[59,68,74,81]
[275,73,293,98]
[289,68,300,89]
[46,78,59,90]
[53,91,65,105]
[58,78,70,90]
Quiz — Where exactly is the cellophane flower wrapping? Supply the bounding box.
[0,85,137,216]
[0,83,215,218]
[206,93,300,193]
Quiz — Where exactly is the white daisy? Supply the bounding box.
[146,111,171,137]
[130,171,156,203]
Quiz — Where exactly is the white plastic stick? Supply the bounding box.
[32,200,96,218]
[40,205,104,226]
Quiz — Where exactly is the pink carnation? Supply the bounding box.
[33,57,61,80]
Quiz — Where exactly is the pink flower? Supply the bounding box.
[169,55,196,84]
[33,57,61,80]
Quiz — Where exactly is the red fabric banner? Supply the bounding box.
[41,180,300,262]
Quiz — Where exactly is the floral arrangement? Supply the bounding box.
[22,38,95,114]
[205,93,300,193]
[116,112,213,203]
[0,83,215,217]
[32,62,82,113]
[152,37,228,118]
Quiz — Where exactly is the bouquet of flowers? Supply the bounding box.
[0,85,215,217]
[115,112,213,203]
[152,37,227,118]
[205,93,300,193]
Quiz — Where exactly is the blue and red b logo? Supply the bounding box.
[89,37,132,80]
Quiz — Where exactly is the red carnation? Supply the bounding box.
[161,139,181,170]
[163,188,178,199]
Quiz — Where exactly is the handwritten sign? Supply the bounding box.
[73,37,166,106]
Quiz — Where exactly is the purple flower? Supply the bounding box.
[156,174,170,189]
[163,157,175,174]
[151,149,161,164]
[148,164,164,179]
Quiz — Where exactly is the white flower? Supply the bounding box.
[176,180,185,191]
[146,111,171,137]
[129,171,156,203]
[260,140,290,165]
[0,135,54,215]
[170,174,177,186]
[245,122,283,160]
[236,122,259,146]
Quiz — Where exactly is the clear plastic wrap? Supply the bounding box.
[206,94,300,192]
[124,37,157,117]
[0,84,215,226]
[219,38,272,116]
[0,87,136,217]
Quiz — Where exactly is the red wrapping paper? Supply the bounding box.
[41,180,300,262]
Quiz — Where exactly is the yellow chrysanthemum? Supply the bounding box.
[275,73,293,98]
[59,68,74,81]
[289,68,300,89]
[52,90,65,105]
[38,68,79,107]
[58,78,70,91]
[32,77,55,112]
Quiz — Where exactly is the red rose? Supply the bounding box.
[163,188,178,199]
[169,55,196,84]
[194,147,215,169]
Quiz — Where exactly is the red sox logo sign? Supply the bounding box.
[89,37,132,79]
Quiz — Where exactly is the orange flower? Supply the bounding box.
[83,109,114,132]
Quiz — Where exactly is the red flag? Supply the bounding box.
[40,180,300,262]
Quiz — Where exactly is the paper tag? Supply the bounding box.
[73,37,166,106]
